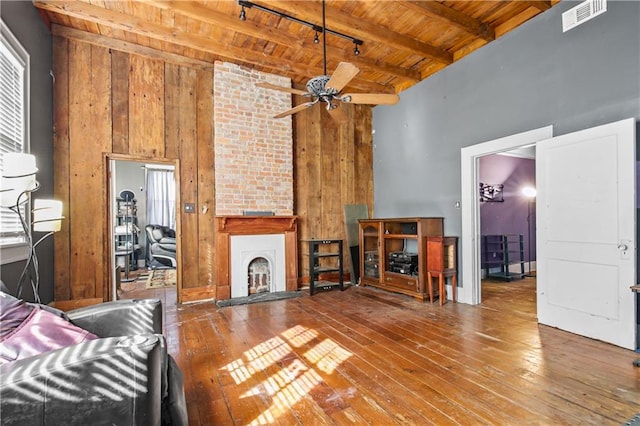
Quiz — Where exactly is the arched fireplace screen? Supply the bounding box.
[248,256,270,294]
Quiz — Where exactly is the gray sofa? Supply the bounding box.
[0,293,187,425]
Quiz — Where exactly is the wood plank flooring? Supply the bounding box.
[122,278,640,425]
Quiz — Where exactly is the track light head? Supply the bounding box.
[314,31,319,44]
[239,6,246,21]
[353,44,360,56]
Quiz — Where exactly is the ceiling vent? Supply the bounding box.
[562,0,607,32]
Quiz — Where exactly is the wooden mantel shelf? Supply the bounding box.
[214,216,299,300]
[216,215,298,234]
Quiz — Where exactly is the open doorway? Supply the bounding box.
[478,148,537,305]
[460,126,553,305]
[108,156,179,301]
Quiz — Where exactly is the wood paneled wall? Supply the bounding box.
[294,103,374,279]
[51,32,373,303]
[52,35,216,303]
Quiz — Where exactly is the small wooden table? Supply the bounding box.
[427,236,458,305]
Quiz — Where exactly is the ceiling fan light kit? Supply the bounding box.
[242,0,399,119]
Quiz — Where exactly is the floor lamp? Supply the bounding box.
[1,153,64,302]
[521,186,536,277]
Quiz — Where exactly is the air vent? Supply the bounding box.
[562,0,607,32]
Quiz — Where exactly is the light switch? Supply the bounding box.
[184,203,195,213]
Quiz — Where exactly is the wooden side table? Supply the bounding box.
[426,236,458,305]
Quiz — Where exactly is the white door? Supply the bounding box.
[537,118,636,349]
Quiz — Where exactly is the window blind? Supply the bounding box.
[0,22,28,246]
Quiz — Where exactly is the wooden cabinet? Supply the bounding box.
[482,234,525,281]
[358,218,444,300]
[306,239,344,296]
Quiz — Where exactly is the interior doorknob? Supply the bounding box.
[618,243,628,251]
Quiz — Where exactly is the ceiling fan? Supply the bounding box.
[255,1,399,119]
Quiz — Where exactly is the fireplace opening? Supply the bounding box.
[248,257,270,294]
[230,233,286,298]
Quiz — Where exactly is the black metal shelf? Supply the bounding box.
[481,234,524,282]
[306,239,344,296]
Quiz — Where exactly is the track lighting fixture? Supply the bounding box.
[237,1,363,52]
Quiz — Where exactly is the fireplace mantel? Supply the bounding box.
[217,216,297,234]
[215,216,298,300]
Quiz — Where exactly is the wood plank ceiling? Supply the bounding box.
[34,0,560,95]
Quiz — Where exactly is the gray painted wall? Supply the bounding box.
[1,2,53,302]
[372,1,640,245]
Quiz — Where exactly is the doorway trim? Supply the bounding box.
[459,126,553,305]
[106,153,181,302]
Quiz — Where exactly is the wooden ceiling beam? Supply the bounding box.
[149,0,420,82]
[51,24,214,70]
[33,0,394,93]
[403,1,495,42]
[257,0,453,65]
[522,1,553,12]
[150,0,304,49]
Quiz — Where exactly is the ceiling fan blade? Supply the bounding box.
[256,82,309,96]
[328,105,348,124]
[341,93,400,105]
[326,62,360,93]
[273,101,317,119]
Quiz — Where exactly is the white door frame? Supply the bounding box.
[460,126,553,305]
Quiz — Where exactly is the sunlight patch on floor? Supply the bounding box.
[221,325,353,424]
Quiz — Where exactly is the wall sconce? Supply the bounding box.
[1,153,64,302]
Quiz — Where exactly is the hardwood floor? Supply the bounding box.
[123,278,640,425]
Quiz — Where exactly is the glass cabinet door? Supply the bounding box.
[362,224,379,279]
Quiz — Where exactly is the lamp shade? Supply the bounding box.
[33,199,63,232]
[0,153,38,207]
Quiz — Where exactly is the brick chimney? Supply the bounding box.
[213,62,293,215]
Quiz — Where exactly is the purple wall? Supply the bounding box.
[479,154,536,263]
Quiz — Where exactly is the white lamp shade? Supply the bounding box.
[33,199,63,232]
[0,153,38,207]
[0,181,29,207]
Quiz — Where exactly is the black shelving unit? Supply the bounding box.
[482,234,525,281]
[114,196,140,279]
[306,239,344,296]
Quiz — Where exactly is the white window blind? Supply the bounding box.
[0,20,29,249]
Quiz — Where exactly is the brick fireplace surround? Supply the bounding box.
[214,216,298,300]
[212,63,297,300]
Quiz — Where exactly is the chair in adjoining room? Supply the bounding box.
[145,224,177,269]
